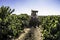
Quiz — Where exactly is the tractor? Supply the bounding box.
[29,10,40,28]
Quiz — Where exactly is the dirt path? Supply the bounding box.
[14,28,31,40]
[33,27,43,40]
[15,26,43,40]
[24,26,43,40]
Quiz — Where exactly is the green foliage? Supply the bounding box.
[18,14,30,27]
[41,16,60,40]
[0,6,14,19]
[0,6,29,40]
[0,6,15,40]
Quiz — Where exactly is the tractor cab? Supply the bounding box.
[31,10,38,18]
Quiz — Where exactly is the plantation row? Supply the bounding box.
[0,6,30,40]
[0,6,60,40]
[41,16,60,40]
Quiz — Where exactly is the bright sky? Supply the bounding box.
[0,0,60,16]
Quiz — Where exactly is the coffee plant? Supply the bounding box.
[0,6,29,40]
[41,16,60,40]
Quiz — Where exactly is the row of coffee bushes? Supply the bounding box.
[0,6,29,40]
[41,16,60,40]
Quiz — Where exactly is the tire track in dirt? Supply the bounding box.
[14,28,31,40]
